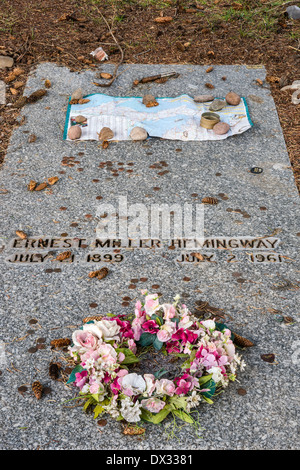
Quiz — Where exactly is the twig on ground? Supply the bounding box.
[94,8,124,88]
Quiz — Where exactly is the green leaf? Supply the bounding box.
[173,409,194,424]
[140,408,155,423]
[116,348,140,365]
[151,313,163,326]
[153,335,163,351]
[93,404,104,418]
[150,405,172,424]
[169,396,187,411]
[138,332,155,347]
[202,395,214,404]
[66,364,84,384]
[154,368,169,379]
[198,374,213,386]
[91,393,100,402]
[201,379,216,399]
[83,397,93,411]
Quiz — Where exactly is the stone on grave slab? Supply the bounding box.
[0,55,14,68]
[0,80,5,104]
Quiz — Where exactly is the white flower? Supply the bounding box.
[201,320,216,330]
[143,374,156,396]
[81,323,103,340]
[120,397,142,423]
[186,391,201,413]
[122,373,146,396]
[94,319,120,341]
[104,398,120,419]
[207,366,223,384]
[144,294,160,315]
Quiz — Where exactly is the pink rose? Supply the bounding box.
[157,328,172,342]
[72,330,98,350]
[162,304,176,321]
[143,374,156,396]
[155,378,176,396]
[144,294,160,315]
[128,339,137,355]
[141,397,166,413]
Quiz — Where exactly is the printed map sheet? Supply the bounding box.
[64,93,252,142]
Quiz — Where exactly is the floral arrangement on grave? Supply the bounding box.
[66,292,246,431]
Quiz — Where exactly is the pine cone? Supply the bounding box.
[26,89,47,103]
[201,197,219,205]
[50,338,71,348]
[32,381,43,400]
[233,333,254,348]
[49,362,61,380]
[83,315,104,323]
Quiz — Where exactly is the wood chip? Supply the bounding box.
[16,230,27,239]
[100,72,113,79]
[154,16,173,23]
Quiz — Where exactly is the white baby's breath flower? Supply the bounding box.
[186,391,201,413]
[104,399,120,419]
[120,397,142,423]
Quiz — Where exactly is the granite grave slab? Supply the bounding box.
[0,63,299,450]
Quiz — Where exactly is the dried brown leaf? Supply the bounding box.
[27,180,37,191]
[34,182,48,191]
[56,250,72,261]
[28,134,37,143]
[47,176,59,185]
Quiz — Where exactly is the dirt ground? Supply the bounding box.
[0,0,299,190]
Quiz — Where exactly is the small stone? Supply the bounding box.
[74,115,87,124]
[194,94,214,103]
[213,122,230,135]
[99,127,114,141]
[130,127,148,141]
[209,99,226,112]
[70,88,83,101]
[142,94,158,107]
[68,125,82,140]
[0,80,5,105]
[0,56,14,68]
[225,91,241,106]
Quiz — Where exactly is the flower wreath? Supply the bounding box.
[66,291,246,429]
